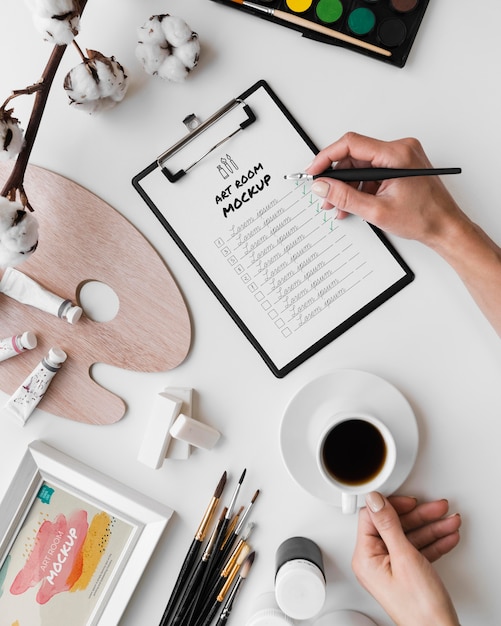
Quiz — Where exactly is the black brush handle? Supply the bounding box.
[159,539,201,626]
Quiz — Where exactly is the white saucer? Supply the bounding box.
[279,370,418,507]
[313,610,377,625]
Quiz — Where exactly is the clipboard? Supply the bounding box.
[132,80,414,377]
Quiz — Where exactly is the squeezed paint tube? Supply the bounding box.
[0,331,37,362]
[4,347,67,425]
[0,267,82,323]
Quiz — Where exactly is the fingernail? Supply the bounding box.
[311,181,330,198]
[366,491,385,513]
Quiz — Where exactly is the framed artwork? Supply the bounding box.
[0,440,173,625]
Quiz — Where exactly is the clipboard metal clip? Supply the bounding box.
[156,98,256,183]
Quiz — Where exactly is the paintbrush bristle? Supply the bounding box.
[238,469,246,484]
[215,471,227,498]
[240,551,255,578]
[242,522,255,540]
[232,0,245,3]
[251,489,260,503]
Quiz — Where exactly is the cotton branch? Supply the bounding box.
[1,0,88,207]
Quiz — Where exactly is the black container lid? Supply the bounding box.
[275,536,325,577]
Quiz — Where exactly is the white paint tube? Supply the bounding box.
[0,331,37,362]
[4,347,67,425]
[0,267,82,323]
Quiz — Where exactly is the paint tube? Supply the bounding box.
[0,331,37,362]
[0,267,82,323]
[4,347,67,425]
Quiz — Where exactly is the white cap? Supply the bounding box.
[65,305,83,324]
[275,560,326,620]
[19,331,37,350]
[246,593,295,626]
[47,347,67,367]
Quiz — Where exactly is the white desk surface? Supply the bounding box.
[1,1,501,624]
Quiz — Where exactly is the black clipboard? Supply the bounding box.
[132,80,413,377]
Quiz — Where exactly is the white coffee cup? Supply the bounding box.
[317,411,396,514]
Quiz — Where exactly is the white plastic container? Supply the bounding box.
[246,592,295,626]
[275,537,326,621]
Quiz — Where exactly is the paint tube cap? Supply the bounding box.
[246,592,295,626]
[65,305,83,324]
[47,347,67,367]
[19,331,37,350]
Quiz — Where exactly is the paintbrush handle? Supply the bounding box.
[273,8,391,57]
[169,559,208,626]
[159,539,201,626]
[192,599,221,626]
[315,167,461,182]
[189,517,230,621]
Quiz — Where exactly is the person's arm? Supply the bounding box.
[308,132,501,335]
[352,492,461,626]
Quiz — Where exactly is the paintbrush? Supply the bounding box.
[193,550,255,626]
[216,490,259,572]
[229,0,391,58]
[185,470,247,625]
[170,507,228,626]
[196,523,255,620]
[214,552,256,626]
[159,471,227,626]
[285,167,462,182]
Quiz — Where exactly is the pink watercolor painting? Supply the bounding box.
[10,510,88,604]
[0,482,133,626]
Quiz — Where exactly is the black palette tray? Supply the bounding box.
[210,0,430,68]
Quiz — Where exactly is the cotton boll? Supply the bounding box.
[135,42,169,76]
[26,0,80,44]
[0,198,39,268]
[158,56,189,83]
[64,63,103,102]
[64,51,128,114]
[136,14,200,82]
[0,114,24,161]
[26,0,77,18]
[175,37,200,70]
[160,15,194,47]
[137,17,169,47]
[32,13,80,45]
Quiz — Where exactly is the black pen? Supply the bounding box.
[284,167,461,183]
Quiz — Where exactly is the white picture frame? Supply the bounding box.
[0,440,173,625]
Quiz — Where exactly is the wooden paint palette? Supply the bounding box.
[0,163,191,425]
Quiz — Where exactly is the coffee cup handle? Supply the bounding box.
[341,492,358,515]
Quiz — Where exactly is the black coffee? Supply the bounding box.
[321,419,387,486]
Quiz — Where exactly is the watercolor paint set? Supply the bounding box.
[210,0,430,67]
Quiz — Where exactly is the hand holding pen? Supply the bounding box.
[299,132,466,246]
